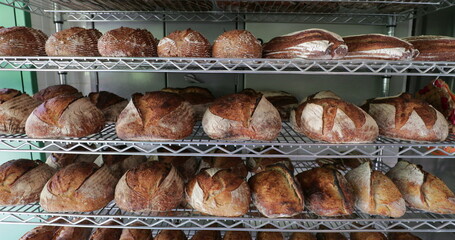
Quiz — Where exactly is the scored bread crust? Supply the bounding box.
[98,27,157,57]
[200,154,248,179]
[46,27,102,56]
[212,30,262,58]
[115,161,184,212]
[186,168,250,217]
[40,162,117,212]
[53,225,93,240]
[0,159,55,206]
[403,35,455,61]
[0,89,41,134]
[19,225,60,240]
[116,92,195,141]
[0,26,47,56]
[202,93,281,141]
[158,28,211,58]
[386,160,455,214]
[248,165,304,218]
[154,230,187,240]
[345,162,406,217]
[33,85,81,102]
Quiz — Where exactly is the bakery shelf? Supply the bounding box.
[3,57,455,76]
[0,161,454,233]
[1,122,454,158]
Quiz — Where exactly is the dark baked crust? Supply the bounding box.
[88,91,126,110]
[90,228,122,240]
[223,231,252,240]
[161,86,214,105]
[158,28,211,58]
[191,230,221,240]
[247,149,294,174]
[98,27,157,57]
[155,230,187,240]
[33,85,80,102]
[212,30,262,58]
[34,95,80,126]
[404,35,455,61]
[0,26,47,56]
[201,153,248,179]
[46,27,102,56]
[209,91,261,127]
[47,162,98,196]
[119,228,152,240]
[0,88,22,103]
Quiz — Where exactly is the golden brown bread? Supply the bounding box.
[388,232,422,240]
[345,162,406,217]
[247,149,294,174]
[191,230,221,240]
[256,231,284,240]
[263,29,347,59]
[40,162,117,212]
[186,168,250,217]
[362,93,449,142]
[98,27,157,57]
[88,91,128,122]
[291,92,379,143]
[403,35,455,61]
[200,153,248,179]
[115,161,184,212]
[155,230,187,240]
[157,146,199,183]
[0,88,41,134]
[90,228,122,240]
[350,232,387,240]
[260,91,298,121]
[295,165,354,216]
[0,159,55,206]
[290,232,317,240]
[119,228,152,240]
[116,91,195,141]
[222,231,251,240]
[25,95,105,138]
[248,165,304,218]
[161,86,214,120]
[46,27,102,56]
[33,85,81,102]
[386,160,455,214]
[212,30,262,58]
[53,225,93,240]
[0,26,47,56]
[46,152,98,170]
[158,29,211,57]
[202,91,281,141]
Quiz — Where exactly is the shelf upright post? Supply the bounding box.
[53,3,67,85]
[381,15,397,97]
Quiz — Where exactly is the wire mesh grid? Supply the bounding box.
[1,161,455,232]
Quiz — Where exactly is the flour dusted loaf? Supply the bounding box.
[387,160,455,214]
[202,90,281,140]
[249,165,303,218]
[223,231,251,240]
[362,93,449,142]
[0,88,41,134]
[33,84,81,102]
[212,30,262,58]
[0,159,55,206]
[158,28,211,57]
[404,35,455,61]
[186,168,250,217]
[98,27,157,57]
[260,91,298,121]
[343,34,417,60]
[161,86,214,120]
[115,161,184,212]
[296,165,354,216]
[0,26,47,56]
[263,29,347,59]
[345,162,406,217]
[25,95,105,138]
[155,230,187,240]
[200,153,248,179]
[291,90,379,143]
[40,162,117,212]
[46,27,102,56]
[116,91,195,141]
[88,91,128,122]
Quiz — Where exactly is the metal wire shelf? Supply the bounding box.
[0,122,454,158]
[3,57,455,76]
[1,161,455,233]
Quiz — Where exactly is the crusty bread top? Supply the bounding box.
[50,27,101,44]
[102,27,156,46]
[47,162,98,196]
[125,161,172,195]
[0,159,40,187]
[33,95,81,126]
[343,34,414,52]
[0,88,22,103]
[261,91,298,106]
[190,168,245,197]
[362,93,437,130]
[295,98,366,131]
[132,91,186,127]
[208,91,262,127]
[33,85,79,102]
[88,91,126,110]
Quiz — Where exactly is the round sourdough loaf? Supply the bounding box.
[98,27,157,57]
[158,28,211,57]
[212,30,262,58]
[0,88,41,134]
[88,91,128,122]
[45,27,102,56]
[33,84,81,102]
[0,26,47,56]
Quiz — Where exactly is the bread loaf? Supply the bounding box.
[115,161,184,212]
[116,91,195,141]
[161,86,214,120]
[191,230,221,240]
[291,91,379,143]
[158,29,211,57]
[316,232,347,240]
[90,228,122,240]
[362,93,449,142]
[40,162,117,212]
[46,144,98,170]
[296,165,354,216]
[343,34,417,60]
[0,88,41,134]
[0,159,55,206]
[350,232,387,240]
[222,231,251,240]
[98,27,157,57]
[155,230,187,240]
[386,160,455,214]
[33,85,81,102]
[260,91,298,120]
[290,232,316,240]
[263,29,347,59]
[200,153,248,178]
[53,225,93,240]
[46,27,102,56]
[186,168,250,217]
[345,162,406,217]
[25,95,105,138]
[256,231,284,240]
[19,225,60,240]
[388,232,422,240]
[0,26,47,56]
[403,35,455,61]
[247,149,294,174]
[88,91,128,122]
[119,228,152,240]
[202,90,281,140]
[212,30,262,58]
[249,165,303,218]
[158,146,199,182]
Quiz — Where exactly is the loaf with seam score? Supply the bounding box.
[45,27,102,56]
